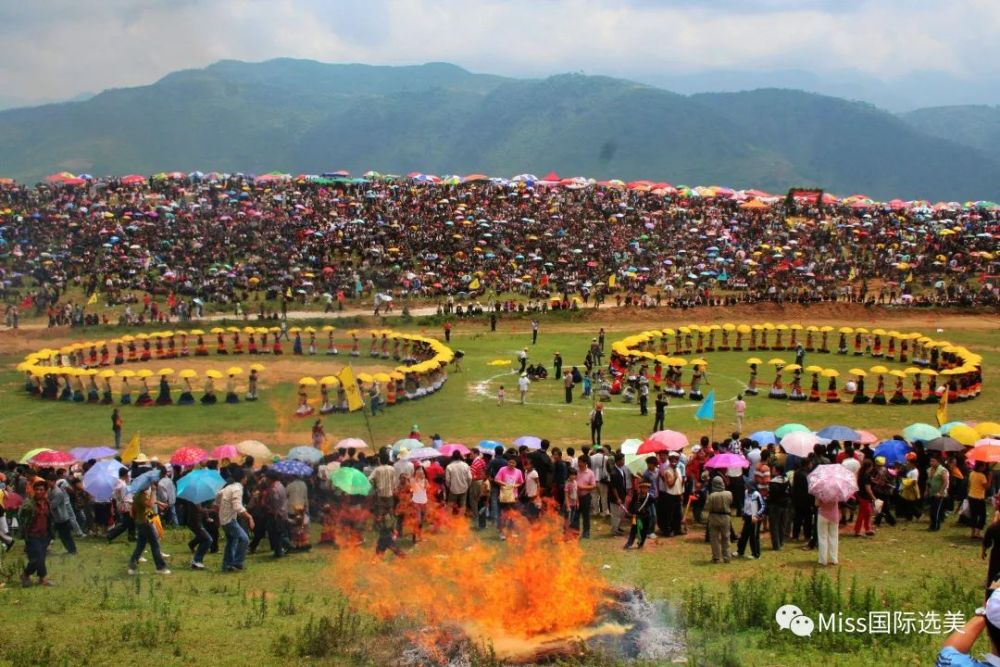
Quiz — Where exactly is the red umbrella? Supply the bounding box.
[968,445,1000,464]
[30,450,78,468]
[637,430,688,454]
[170,446,209,467]
[3,490,24,510]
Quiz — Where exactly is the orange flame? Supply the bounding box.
[328,502,605,640]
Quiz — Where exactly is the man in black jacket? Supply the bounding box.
[609,454,629,534]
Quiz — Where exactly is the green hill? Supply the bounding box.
[0,59,997,200]
[901,105,1000,163]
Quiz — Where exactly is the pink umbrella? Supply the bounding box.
[705,453,749,469]
[3,490,24,510]
[855,430,879,445]
[638,430,688,454]
[170,446,209,467]
[30,450,78,468]
[780,431,821,458]
[210,444,239,460]
[438,443,470,457]
[807,464,859,503]
[335,438,368,450]
[975,438,1000,448]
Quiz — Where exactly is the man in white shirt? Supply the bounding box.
[444,451,472,515]
[523,459,541,518]
[589,446,610,516]
[217,467,254,572]
[518,373,530,404]
[734,394,747,434]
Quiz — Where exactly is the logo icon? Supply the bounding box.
[775,604,814,637]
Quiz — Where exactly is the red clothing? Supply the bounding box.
[470,457,487,481]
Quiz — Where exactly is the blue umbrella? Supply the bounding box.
[272,458,314,477]
[748,431,776,446]
[128,468,161,494]
[479,440,505,451]
[873,439,912,465]
[177,469,225,504]
[83,460,125,503]
[816,425,861,442]
[288,446,323,464]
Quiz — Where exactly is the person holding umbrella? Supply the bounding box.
[128,471,170,576]
[809,463,858,566]
[218,466,254,572]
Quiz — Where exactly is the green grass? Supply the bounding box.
[1,317,995,457]
[0,312,996,666]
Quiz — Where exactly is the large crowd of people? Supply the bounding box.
[1,173,997,326]
[2,419,998,585]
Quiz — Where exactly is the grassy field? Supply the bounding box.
[0,306,997,666]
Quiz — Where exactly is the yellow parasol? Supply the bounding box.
[158,368,175,376]
[849,368,867,377]
[249,363,266,372]
[746,357,763,365]
[227,367,243,376]
[298,377,317,386]
[178,369,198,379]
[870,365,889,374]
[821,369,840,378]
[205,369,224,379]
[767,358,786,366]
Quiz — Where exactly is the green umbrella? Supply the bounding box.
[330,467,372,496]
[775,423,811,439]
[20,447,55,464]
[902,423,942,443]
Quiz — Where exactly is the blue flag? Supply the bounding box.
[695,389,715,421]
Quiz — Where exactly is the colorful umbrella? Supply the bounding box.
[407,447,442,461]
[210,444,240,460]
[513,436,542,450]
[816,425,860,442]
[83,460,125,502]
[335,438,368,451]
[781,432,822,458]
[966,446,1000,464]
[902,423,941,443]
[329,467,372,495]
[272,459,314,477]
[925,437,964,453]
[288,446,323,464]
[31,450,78,468]
[705,453,749,469]
[69,446,117,461]
[170,446,209,467]
[177,469,225,504]
[975,422,1000,438]
[774,423,811,438]
[639,430,688,453]
[873,439,912,464]
[236,439,274,460]
[748,431,776,446]
[438,443,471,457]
[393,438,423,453]
[478,440,505,452]
[19,447,54,464]
[807,464,858,503]
[854,430,879,445]
[975,438,1000,449]
[2,490,24,511]
[127,468,161,494]
[620,438,643,455]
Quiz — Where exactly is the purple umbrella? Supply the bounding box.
[513,436,542,450]
[705,453,749,469]
[407,447,442,461]
[808,464,859,503]
[69,446,118,461]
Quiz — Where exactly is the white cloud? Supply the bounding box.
[0,0,997,103]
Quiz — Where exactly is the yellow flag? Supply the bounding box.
[87,292,98,306]
[468,278,480,290]
[121,432,141,464]
[285,287,293,299]
[339,367,365,412]
[608,274,616,288]
[936,386,948,427]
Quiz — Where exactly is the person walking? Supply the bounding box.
[518,348,528,374]
[705,476,733,563]
[107,468,134,543]
[111,408,123,449]
[590,445,610,516]
[736,481,766,559]
[588,403,604,446]
[662,451,684,537]
[19,479,53,587]
[767,465,790,551]
[563,370,573,404]
[853,458,876,537]
[48,479,77,555]
[518,372,530,405]
[531,320,539,344]
[609,453,629,535]
[218,467,254,572]
[638,379,649,416]
[734,394,746,434]
[816,494,840,566]
[444,451,472,515]
[576,457,597,539]
[969,462,990,539]
[128,486,170,575]
[927,454,950,532]
[653,392,667,432]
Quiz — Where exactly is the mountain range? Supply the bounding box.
[0,59,997,201]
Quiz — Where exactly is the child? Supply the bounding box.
[497,384,505,407]
[374,512,405,559]
[288,504,311,552]
[565,468,580,532]
[318,503,337,545]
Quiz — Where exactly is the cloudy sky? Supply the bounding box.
[2,0,999,109]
